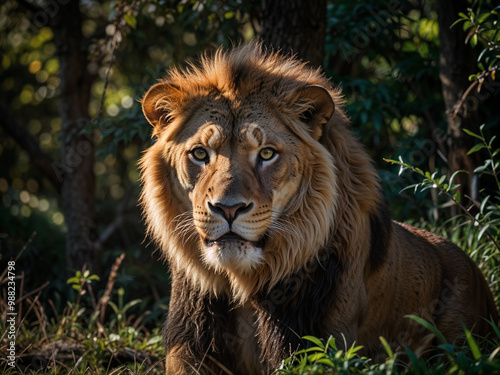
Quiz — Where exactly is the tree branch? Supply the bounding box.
[0,105,62,192]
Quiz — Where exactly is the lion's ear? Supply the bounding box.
[299,85,335,140]
[141,82,182,128]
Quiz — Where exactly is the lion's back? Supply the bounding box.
[393,222,497,339]
[360,221,497,357]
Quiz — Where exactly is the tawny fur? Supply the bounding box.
[139,43,498,374]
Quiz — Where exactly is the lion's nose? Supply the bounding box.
[208,201,253,225]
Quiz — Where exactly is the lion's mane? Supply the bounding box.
[140,43,381,302]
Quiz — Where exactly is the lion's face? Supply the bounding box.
[140,45,346,297]
[163,98,306,273]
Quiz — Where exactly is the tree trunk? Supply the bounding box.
[0,105,62,192]
[52,1,99,273]
[259,0,327,67]
[437,0,480,206]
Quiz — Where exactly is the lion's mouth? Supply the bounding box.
[204,232,265,248]
[202,232,266,271]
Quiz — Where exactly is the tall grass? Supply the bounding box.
[0,252,165,374]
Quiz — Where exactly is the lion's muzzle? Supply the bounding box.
[207,201,254,226]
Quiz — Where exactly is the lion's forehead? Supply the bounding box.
[195,119,268,150]
[176,97,294,153]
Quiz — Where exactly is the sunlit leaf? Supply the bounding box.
[123,14,137,29]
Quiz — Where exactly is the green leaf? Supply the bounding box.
[478,47,489,62]
[468,73,478,81]
[406,315,448,344]
[122,299,142,312]
[404,347,425,374]
[477,12,491,23]
[463,128,483,140]
[316,358,335,367]
[309,353,327,362]
[463,20,473,31]
[379,336,394,359]
[451,18,464,28]
[468,143,485,154]
[146,335,162,346]
[480,195,491,214]
[324,336,337,351]
[464,325,481,360]
[478,224,490,240]
[67,277,80,284]
[303,336,324,349]
[474,164,488,173]
[449,170,463,186]
[468,31,478,47]
[123,14,137,29]
[489,135,496,147]
[108,301,119,314]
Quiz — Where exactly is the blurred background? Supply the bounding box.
[1,0,499,331]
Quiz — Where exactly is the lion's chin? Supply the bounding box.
[202,233,264,273]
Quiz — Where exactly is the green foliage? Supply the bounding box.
[276,336,371,374]
[277,319,500,374]
[67,269,100,292]
[108,287,142,331]
[0,262,165,374]
[453,2,500,79]
[385,125,500,252]
[325,0,443,164]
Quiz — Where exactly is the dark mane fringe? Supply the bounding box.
[253,250,342,371]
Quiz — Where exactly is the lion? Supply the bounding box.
[139,43,498,374]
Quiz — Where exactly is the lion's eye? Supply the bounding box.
[259,148,276,161]
[192,148,208,162]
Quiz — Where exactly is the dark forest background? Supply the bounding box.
[0,0,499,373]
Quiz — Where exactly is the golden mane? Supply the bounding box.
[140,42,381,302]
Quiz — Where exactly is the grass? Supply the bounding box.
[0,251,165,374]
[276,321,500,374]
